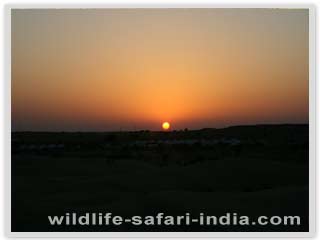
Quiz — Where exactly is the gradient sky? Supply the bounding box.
[12,9,309,131]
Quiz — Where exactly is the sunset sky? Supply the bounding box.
[12,9,309,131]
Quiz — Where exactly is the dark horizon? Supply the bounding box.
[11,122,309,133]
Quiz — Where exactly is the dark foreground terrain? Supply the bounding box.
[11,124,309,232]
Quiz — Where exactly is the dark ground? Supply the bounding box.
[11,124,309,232]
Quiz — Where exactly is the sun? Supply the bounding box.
[162,122,170,131]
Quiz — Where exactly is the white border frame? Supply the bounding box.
[4,3,316,238]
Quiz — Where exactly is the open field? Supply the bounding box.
[11,124,309,232]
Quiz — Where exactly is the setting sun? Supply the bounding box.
[162,122,170,131]
[11,9,308,132]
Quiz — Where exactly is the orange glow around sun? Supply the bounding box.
[162,122,170,131]
[11,10,309,132]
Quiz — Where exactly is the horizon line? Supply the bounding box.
[11,123,309,133]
